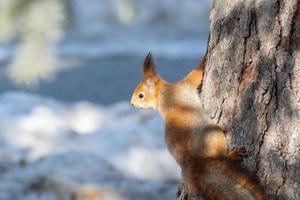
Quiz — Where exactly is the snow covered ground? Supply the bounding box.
[0,91,181,200]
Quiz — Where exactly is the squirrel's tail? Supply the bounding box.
[182,53,207,87]
[182,157,267,200]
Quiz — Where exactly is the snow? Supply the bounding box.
[0,91,180,200]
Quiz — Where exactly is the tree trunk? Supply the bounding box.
[177,0,300,199]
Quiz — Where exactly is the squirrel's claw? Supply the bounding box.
[227,147,248,161]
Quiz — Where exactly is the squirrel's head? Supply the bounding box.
[131,53,161,110]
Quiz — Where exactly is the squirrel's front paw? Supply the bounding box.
[227,147,247,160]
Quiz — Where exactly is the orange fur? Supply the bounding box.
[182,52,206,87]
[131,53,266,199]
[182,157,267,200]
[131,53,243,161]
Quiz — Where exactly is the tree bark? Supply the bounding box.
[177,0,300,199]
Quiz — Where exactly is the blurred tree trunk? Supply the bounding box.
[177,0,300,199]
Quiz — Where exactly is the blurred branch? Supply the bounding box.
[0,0,67,87]
[115,0,138,25]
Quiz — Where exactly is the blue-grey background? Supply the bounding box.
[0,1,212,199]
[0,0,210,105]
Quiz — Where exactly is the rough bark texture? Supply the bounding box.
[177,0,300,199]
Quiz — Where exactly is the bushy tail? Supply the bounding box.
[181,157,267,200]
[182,53,207,88]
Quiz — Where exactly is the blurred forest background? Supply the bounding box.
[0,0,210,104]
[0,0,211,200]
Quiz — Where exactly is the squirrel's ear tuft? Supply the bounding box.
[143,52,157,78]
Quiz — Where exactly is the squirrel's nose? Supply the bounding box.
[130,97,135,105]
[130,99,135,106]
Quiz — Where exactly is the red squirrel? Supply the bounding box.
[131,53,266,199]
[131,53,244,162]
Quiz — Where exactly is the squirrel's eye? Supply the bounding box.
[139,93,144,99]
